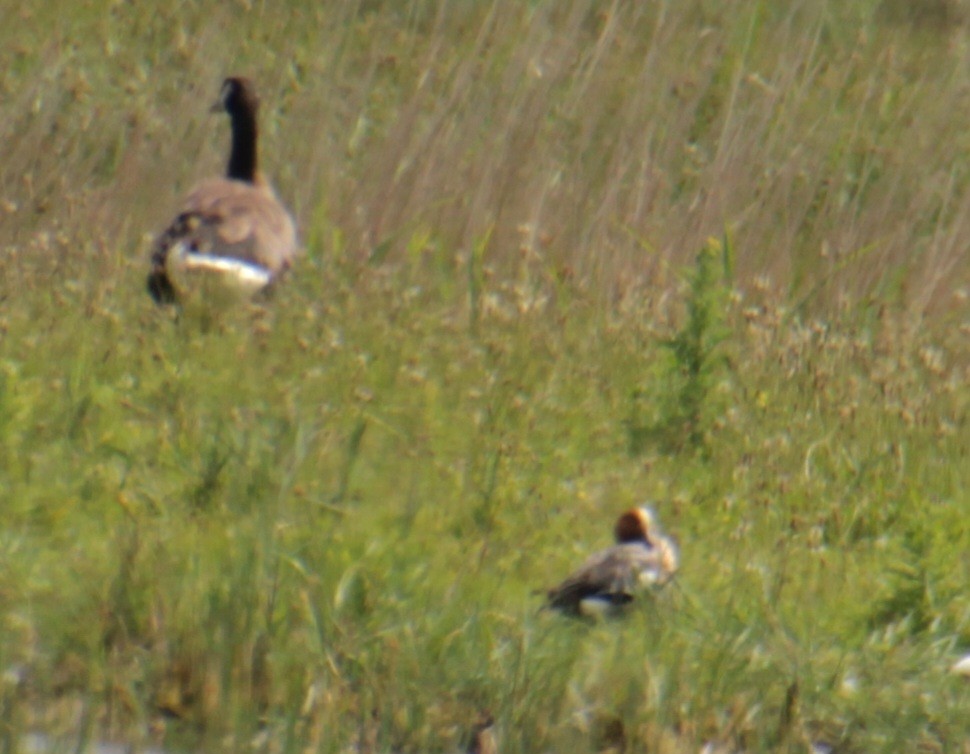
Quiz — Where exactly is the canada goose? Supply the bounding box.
[147,77,297,304]
[545,507,678,617]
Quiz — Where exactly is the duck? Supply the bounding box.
[545,506,678,617]
[147,77,297,304]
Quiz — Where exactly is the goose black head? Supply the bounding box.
[213,77,260,117]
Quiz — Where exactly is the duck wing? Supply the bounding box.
[546,543,658,615]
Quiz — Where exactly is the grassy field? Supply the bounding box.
[1,0,969,752]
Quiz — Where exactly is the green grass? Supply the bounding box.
[1,0,969,752]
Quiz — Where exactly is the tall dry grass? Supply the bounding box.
[1,0,968,322]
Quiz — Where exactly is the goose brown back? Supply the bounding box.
[147,77,297,304]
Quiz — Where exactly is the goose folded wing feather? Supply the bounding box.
[181,179,296,272]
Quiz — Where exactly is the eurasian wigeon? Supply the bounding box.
[545,506,678,617]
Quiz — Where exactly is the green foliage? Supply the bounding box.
[867,504,968,639]
[0,229,966,752]
[627,236,731,454]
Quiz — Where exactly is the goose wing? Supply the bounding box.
[165,178,297,273]
[148,179,297,303]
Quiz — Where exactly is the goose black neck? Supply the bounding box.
[227,108,258,183]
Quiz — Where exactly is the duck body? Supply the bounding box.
[545,507,678,618]
[147,77,297,304]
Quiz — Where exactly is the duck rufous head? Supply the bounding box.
[613,507,655,545]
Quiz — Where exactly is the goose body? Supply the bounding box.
[148,77,297,304]
[545,507,678,617]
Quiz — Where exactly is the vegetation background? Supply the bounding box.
[0,0,968,751]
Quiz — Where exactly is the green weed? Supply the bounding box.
[627,236,732,454]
